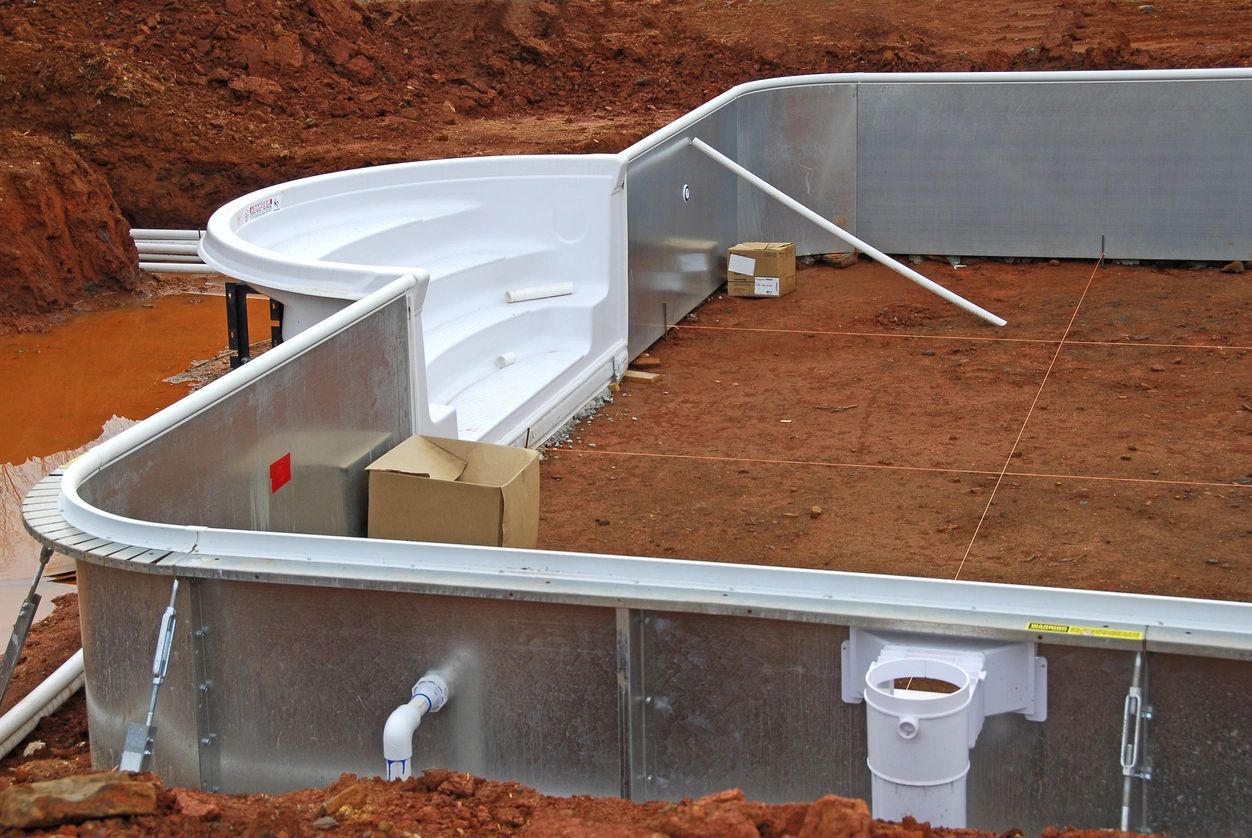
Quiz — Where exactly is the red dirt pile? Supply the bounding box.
[0,132,141,331]
[1,0,1250,327]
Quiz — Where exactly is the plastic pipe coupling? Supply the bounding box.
[383,673,449,781]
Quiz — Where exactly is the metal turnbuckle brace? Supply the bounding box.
[1119,651,1153,832]
[119,579,180,773]
[0,546,55,704]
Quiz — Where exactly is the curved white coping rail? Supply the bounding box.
[199,154,626,302]
[45,70,1252,660]
[620,68,1252,160]
[51,265,1252,656]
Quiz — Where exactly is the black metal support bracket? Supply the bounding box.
[225,282,284,369]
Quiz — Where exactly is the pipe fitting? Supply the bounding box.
[383,672,449,781]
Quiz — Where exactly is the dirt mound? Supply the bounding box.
[5,0,1242,232]
[0,132,142,332]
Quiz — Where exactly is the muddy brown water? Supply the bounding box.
[0,292,268,620]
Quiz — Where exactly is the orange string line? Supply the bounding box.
[676,323,1250,352]
[554,446,1248,491]
[952,255,1105,581]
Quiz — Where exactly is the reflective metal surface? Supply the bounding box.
[857,80,1252,260]
[625,100,738,357]
[81,299,413,537]
[78,561,202,787]
[1145,653,1252,836]
[965,645,1131,833]
[78,556,1252,832]
[635,611,864,803]
[168,577,619,795]
[735,84,857,255]
[42,74,1252,832]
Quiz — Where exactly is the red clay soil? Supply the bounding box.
[0,600,1161,836]
[540,259,1251,602]
[0,132,144,331]
[0,0,1247,832]
[2,0,1251,330]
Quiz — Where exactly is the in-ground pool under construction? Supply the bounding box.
[20,71,1252,834]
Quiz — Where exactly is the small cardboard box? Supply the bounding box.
[727,241,797,298]
[367,435,539,548]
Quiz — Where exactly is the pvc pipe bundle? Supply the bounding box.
[131,229,217,274]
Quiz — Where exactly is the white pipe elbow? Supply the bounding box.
[383,673,448,781]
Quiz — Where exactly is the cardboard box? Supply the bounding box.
[367,435,539,548]
[727,241,797,298]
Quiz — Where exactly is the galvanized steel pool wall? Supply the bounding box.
[28,72,1252,836]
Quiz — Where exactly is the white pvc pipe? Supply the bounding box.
[0,649,84,760]
[505,282,573,303]
[383,673,449,781]
[137,262,216,274]
[135,254,204,264]
[135,243,202,256]
[689,138,1007,327]
[130,229,202,240]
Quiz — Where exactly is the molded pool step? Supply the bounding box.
[426,304,593,402]
[245,196,479,261]
[450,348,586,441]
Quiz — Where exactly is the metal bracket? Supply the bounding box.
[225,283,284,368]
[842,627,1048,727]
[1120,651,1153,831]
[0,546,54,704]
[119,579,179,773]
[189,582,221,793]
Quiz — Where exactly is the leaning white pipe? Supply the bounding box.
[130,228,202,240]
[383,673,449,781]
[688,137,1007,327]
[0,649,85,760]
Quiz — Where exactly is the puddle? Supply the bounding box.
[0,292,267,630]
[0,417,135,622]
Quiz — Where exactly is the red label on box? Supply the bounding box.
[270,452,292,493]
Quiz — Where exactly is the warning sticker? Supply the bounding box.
[1027,622,1143,641]
[239,194,282,226]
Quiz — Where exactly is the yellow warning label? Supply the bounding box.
[1027,622,1143,641]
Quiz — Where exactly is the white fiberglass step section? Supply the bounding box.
[311,201,480,263]
[452,349,584,440]
[200,154,627,446]
[426,305,592,402]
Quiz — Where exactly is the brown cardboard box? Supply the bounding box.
[727,241,797,298]
[367,435,539,548]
